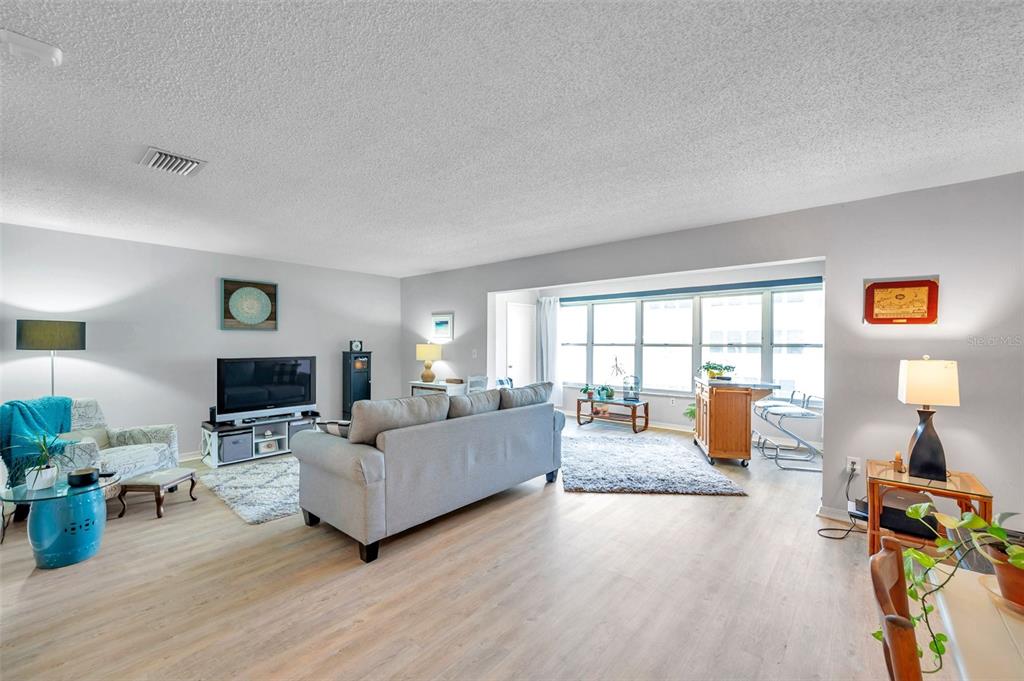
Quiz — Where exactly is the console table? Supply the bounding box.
[409,381,467,396]
[866,459,993,556]
[576,397,649,433]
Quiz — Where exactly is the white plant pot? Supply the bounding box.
[26,465,58,490]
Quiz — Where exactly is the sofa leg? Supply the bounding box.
[358,541,380,563]
[546,469,558,483]
[302,509,320,526]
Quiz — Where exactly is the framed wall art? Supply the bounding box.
[221,278,278,330]
[431,312,454,340]
[864,277,939,325]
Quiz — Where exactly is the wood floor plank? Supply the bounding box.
[0,423,952,680]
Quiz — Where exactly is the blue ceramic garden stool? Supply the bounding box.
[28,486,107,568]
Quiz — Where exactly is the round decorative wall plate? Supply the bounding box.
[228,286,272,325]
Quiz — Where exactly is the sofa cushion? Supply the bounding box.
[97,443,170,479]
[499,382,553,410]
[348,394,450,445]
[448,389,501,419]
[59,426,110,450]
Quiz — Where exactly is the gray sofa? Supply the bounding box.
[292,387,564,562]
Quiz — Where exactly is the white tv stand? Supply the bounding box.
[201,412,317,467]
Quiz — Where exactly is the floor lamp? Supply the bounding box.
[16,320,86,395]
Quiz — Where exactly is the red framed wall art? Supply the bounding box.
[864,278,939,325]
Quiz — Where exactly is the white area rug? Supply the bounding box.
[199,455,299,524]
[561,428,746,495]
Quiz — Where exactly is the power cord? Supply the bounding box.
[817,465,867,540]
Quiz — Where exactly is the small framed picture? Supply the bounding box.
[222,278,278,330]
[431,312,454,340]
[864,277,939,325]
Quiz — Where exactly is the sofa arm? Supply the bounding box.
[107,425,179,463]
[59,438,102,469]
[553,409,565,432]
[291,431,384,485]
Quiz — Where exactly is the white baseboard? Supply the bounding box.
[817,504,852,523]
[179,450,202,462]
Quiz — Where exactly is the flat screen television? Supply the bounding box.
[216,356,316,421]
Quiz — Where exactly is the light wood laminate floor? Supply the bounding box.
[0,423,952,680]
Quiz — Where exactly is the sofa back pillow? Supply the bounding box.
[499,382,553,410]
[448,389,501,419]
[348,394,450,445]
[59,426,110,450]
[316,421,350,438]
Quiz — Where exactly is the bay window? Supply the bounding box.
[558,280,824,397]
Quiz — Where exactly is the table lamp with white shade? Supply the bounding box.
[897,355,959,482]
[416,343,443,383]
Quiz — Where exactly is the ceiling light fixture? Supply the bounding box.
[0,28,63,66]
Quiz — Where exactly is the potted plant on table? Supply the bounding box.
[596,384,615,400]
[700,362,735,380]
[873,503,1024,672]
[579,384,595,399]
[19,434,75,491]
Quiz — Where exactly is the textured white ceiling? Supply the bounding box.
[2,1,1022,277]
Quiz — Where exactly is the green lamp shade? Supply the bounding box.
[16,320,86,350]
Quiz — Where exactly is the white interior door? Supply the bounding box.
[506,302,537,387]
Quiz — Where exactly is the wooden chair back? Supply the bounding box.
[870,537,922,681]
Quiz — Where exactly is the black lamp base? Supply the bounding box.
[907,409,947,482]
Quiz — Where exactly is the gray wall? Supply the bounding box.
[401,173,1024,518]
[0,224,403,454]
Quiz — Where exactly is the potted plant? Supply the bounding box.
[683,403,696,421]
[873,503,1024,672]
[700,362,735,379]
[596,384,615,400]
[21,433,75,491]
[579,384,595,399]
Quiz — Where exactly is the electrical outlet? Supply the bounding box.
[846,457,861,473]
[670,398,677,406]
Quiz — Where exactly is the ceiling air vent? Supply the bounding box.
[139,147,206,177]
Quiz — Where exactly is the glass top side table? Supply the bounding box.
[1,476,120,569]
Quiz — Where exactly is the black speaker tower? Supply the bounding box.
[342,351,371,420]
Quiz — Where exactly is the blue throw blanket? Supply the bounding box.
[0,396,73,485]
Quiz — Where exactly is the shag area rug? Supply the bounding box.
[561,428,746,495]
[199,455,299,524]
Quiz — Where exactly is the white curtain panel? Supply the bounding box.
[537,296,562,406]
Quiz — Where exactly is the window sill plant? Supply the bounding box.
[873,503,1023,672]
[700,362,735,379]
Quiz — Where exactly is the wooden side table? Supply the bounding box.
[118,467,198,519]
[865,459,993,556]
[576,397,649,433]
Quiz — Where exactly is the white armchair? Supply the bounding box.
[59,400,178,492]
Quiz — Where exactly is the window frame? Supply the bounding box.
[558,282,823,397]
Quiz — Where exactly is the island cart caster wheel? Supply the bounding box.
[741,460,750,468]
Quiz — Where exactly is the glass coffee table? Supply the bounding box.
[576,396,650,433]
[0,475,120,569]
